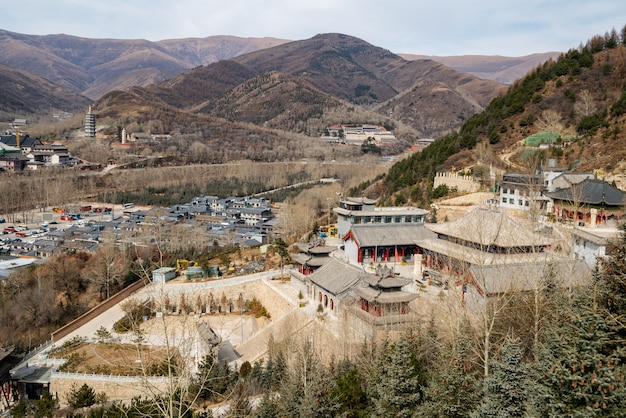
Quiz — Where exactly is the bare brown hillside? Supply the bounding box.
[0,63,90,114]
[0,29,289,100]
[400,52,561,85]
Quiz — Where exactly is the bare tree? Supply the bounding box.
[534,110,563,145]
[83,241,129,299]
[574,89,597,120]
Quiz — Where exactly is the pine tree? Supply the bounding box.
[67,383,96,409]
[369,336,423,417]
[417,333,481,418]
[225,381,252,418]
[472,338,528,418]
[331,360,368,418]
[33,391,57,417]
[253,391,278,418]
[535,292,626,417]
[276,340,339,417]
[597,223,626,334]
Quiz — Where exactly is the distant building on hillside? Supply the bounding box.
[322,123,397,145]
[84,106,96,138]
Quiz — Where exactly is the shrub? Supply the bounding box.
[247,297,271,319]
[66,383,96,409]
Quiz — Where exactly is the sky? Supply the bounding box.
[1,0,625,56]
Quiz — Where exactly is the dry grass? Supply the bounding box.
[51,342,178,376]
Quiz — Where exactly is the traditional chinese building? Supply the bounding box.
[546,178,625,225]
[415,207,590,310]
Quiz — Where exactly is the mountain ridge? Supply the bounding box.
[0,28,556,102]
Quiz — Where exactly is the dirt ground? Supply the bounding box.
[50,341,174,375]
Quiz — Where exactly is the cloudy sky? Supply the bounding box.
[2,0,624,56]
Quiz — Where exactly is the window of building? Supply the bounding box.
[518,199,523,205]
[395,216,402,223]
[406,216,412,223]
[374,216,382,223]
[354,217,361,224]
[502,198,507,203]
[525,201,530,207]
[384,216,392,223]
[363,216,371,223]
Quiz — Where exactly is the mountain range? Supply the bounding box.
[2,29,544,138]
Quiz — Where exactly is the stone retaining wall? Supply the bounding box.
[50,373,169,408]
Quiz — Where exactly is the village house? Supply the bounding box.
[570,226,620,267]
[546,178,625,225]
[498,173,547,212]
[26,144,73,167]
[0,134,43,155]
[543,171,595,192]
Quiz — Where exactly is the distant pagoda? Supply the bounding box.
[84,106,96,138]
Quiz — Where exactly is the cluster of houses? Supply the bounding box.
[0,195,277,279]
[0,134,77,171]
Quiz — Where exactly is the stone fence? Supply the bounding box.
[433,172,481,193]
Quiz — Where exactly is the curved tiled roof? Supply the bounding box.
[546,179,625,206]
[308,258,363,295]
[426,207,552,248]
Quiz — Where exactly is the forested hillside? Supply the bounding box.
[368,25,626,206]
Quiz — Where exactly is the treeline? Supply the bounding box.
[0,160,381,217]
[19,226,626,417]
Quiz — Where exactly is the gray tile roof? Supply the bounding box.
[353,285,418,303]
[470,258,590,295]
[427,207,552,248]
[308,258,363,295]
[546,179,625,206]
[347,224,434,247]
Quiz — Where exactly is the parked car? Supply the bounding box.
[0,218,5,223]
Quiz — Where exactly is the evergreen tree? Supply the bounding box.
[276,340,339,417]
[597,224,626,331]
[331,359,368,418]
[225,381,252,418]
[472,338,529,418]
[11,399,29,418]
[535,291,626,417]
[369,336,423,417]
[417,333,481,418]
[67,383,97,409]
[253,391,278,418]
[193,352,237,402]
[33,390,57,417]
